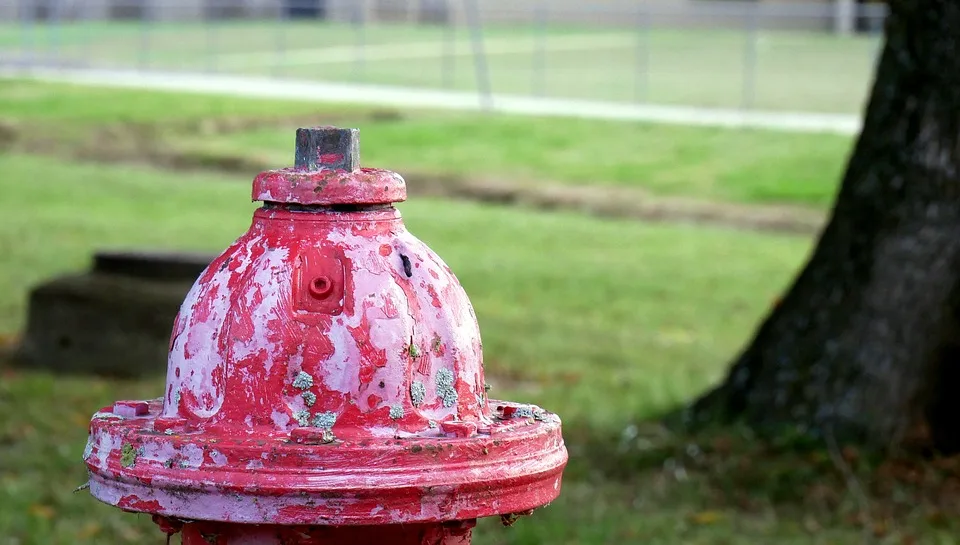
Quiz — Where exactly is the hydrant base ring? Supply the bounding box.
[86,399,567,525]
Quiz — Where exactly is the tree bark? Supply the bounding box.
[690,0,960,453]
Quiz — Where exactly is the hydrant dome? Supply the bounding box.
[161,206,488,434]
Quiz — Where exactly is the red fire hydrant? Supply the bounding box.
[84,127,567,544]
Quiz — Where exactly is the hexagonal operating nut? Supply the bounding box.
[294,127,360,172]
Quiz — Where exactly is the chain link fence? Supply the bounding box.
[0,0,888,114]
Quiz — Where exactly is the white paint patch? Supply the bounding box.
[210,449,228,467]
[180,444,205,469]
[82,437,94,462]
[231,247,291,378]
[271,409,291,429]
[94,432,121,469]
[139,440,177,465]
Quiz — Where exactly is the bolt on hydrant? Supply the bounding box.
[83,127,568,544]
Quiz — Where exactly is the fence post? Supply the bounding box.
[352,0,366,82]
[205,0,219,73]
[532,0,548,97]
[20,0,35,67]
[272,0,287,78]
[634,2,649,103]
[463,0,493,111]
[741,2,759,111]
[441,0,456,88]
[50,0,61,68]
[139,0,152,72]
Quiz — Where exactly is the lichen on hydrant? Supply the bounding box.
[82,126,568,544]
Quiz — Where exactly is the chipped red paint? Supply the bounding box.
[84,127,567,544]
[118,496,162,512]
[253,167,407,206]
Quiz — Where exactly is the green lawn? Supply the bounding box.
[0,19,881,112]
[1,79,853,208]
[3,81,956,544]
[0,152,838,544]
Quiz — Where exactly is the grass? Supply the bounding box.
[0,19,881,112]
[0,152,821,544]
[0,153,809,422]
[1,79,854,208]
[4,81,957,544]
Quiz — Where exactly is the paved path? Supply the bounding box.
[1,66,862,135]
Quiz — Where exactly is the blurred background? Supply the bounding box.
[6,1,948,544]
[1,0,888,113]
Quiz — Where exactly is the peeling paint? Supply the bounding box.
[82,437,94,462]
[210,450,228,467]
[272,409,292,429]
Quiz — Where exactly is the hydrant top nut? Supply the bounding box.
[253,126,406,206]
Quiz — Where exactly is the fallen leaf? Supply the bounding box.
[29,504,55,519]
[711,435,733,455]
[802,515,821,533]
[72,412,91,427]
[77,522,102,539]
[0,333,19,349]
[690,510,723,525]
[841,445,859,464]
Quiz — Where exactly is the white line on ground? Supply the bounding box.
[216,33,634,69]
[0,66,862,135]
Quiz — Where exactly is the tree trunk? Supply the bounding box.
[690,0,960,454]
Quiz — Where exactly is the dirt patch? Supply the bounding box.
[406,174,825,235]
[7,116,826,236]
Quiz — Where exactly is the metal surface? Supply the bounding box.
[84,126,567,541]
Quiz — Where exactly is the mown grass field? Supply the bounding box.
[2,80,958,544]
[0,19,881,112]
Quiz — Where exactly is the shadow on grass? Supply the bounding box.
[565,413,960,540]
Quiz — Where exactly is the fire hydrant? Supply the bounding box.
[83,127,567,544]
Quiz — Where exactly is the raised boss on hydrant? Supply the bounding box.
[83,127,568,544]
